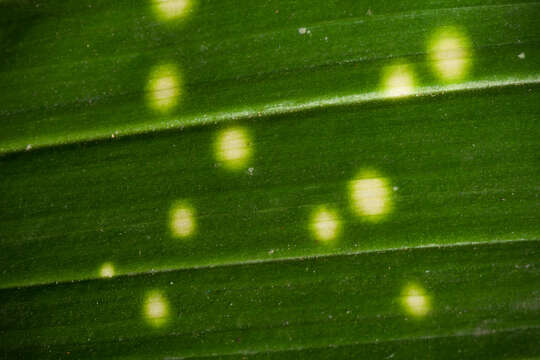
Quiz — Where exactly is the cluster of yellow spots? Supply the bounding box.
[145,0,194,113]
[310,169,392,244]
[382,26,472,97]
[149,0,253,244]
[98,3,195,327]
[97,262,171,327]
[166,126,253,241]
[97,10,456,328]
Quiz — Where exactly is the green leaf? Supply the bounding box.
[1,241,539,358]
[1,0,539,358]
[1,0,539,152]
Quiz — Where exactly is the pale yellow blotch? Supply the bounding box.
[382,63,415,98]
[99,262,115,278]
[401,283,430,317]
[349,170,392,221]
[428,26,472,82]
[146,64,181,112]
[215,127,252,170]
[170,202,196,238]
[153,0,193,21]
[144,290,169,327]
[310,205,341,243]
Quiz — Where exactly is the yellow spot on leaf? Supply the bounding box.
[146,64,181,112]
[310,205,341,243]
[170,202,196,238]
[382,63,415,98]
[428,26,472,82]
[349,170,392,221]
[401,283,430,317]
[144,290,169,327]
[215,127,252,170]
[99,262,115,278]
[153,0,193,21]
